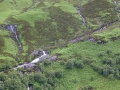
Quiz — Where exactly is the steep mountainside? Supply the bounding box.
[0,0,120,90]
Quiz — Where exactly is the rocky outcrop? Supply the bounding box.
[24,63,35,69]
[48,55,57,61]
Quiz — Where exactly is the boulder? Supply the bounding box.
[24,63,35,69]
[48,55,57,61]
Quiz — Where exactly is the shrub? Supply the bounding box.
[82,86,94,90]
[33,83,42,90]
[43,60,51,66]
[90,76,95,81]
[45,71,55,78]
[60,60,65,65]
[98,53,104,57]
[34,72,47,84]
[55,69,63,78]
[44,83,52,90]
[55,39,67,48]
[97,67,103,74]
[103,58,116,66]
[115,69,120,79]
[47,78,55,86]
[110,60,116,66]
[114,53,120,56]
[102,58,111,64]
[91,64,98,71]
[109,67,115,74]
[116,58,120,64]
[108,74,114,81]
[106,50,112,55]
[83,59,94,65]
[66,60,74,69]
[28,73,35,84]
[74,61,84,69]
[0,73,8,82]
[103,66,109,77]
[72,78,77,84]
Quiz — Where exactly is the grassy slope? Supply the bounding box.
[82,0,118,30]
[50,20,120,90]
[0,0,120,89]
[43,63,120,90]
[50,41,120,90]
[0,0,87,62]
[0,29,18,70]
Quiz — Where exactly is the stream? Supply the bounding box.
[78,9,87,27]
[14,51,49,70]
[69,4,120,44]
[7,25,22,50]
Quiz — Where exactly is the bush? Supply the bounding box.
[44,83,52,90]
[98,53,104,57]
[43,60,51,66]
[108,74,114,81]
[60,60,65,65]
[0,73,8,82]
[66,60,74,69]
[55,39,67,48]
[82,86,94,90]
[102,58,116,66]
[33,83,42,90]
[47,78,55,86]
[28,73,35,84]
[102,58,111,64]
[45,71,55,78]
[74,61,84,69]
[116,58,120,64]
[91,64,98,71]
[90,76,95,81]
[115,69,120,79]
[103,66,109,77]
[97,67,103,74]
[72,78,77,84]
[110,60,116,66]
[106,50,112,55]
[34,72,47,84]
[83,59,94,65]
[55,69,63,78]
[109,67,115,74]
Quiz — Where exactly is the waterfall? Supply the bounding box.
[14,51,49,70]
[114,0,117,6]
[8,25,22,50]
[42,51,46,55]
[28,86,30,90]
[78,9,88,28]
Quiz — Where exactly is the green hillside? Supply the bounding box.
[0,0,120,90]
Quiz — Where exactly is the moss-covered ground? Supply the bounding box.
[0,0,120,89]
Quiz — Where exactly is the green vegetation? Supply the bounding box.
[0,29,18,71]
[82,0,117,29]
[0,0,120,90]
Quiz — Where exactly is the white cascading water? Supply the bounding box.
[14,51,49,70]
[9,25,22,49]
[78,9,87,27]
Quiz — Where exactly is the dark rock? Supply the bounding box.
[24,63,35,69]
[88,38,96,42]
[110,37,117,41]
[49,55,57,61]
[32,50,40,56]
[97,40,107,44]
